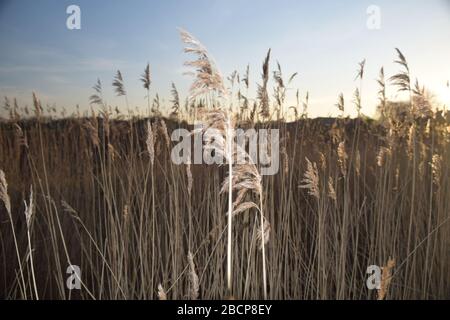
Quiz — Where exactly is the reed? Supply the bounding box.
[0,37,449,300]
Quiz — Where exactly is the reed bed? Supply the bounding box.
[0,33,449,299]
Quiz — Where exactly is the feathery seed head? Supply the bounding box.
[187,251,199,300]
[179,28,226,101]
[300,157,320,199]
[0,170,11,214]
[328,177,337,202]
[157,284,167,300]
[378,257,395,300]
[112,70,126,96]
[24,186,34,228]
[337,141,348,176]
[141,63,151,90]
[431,154,442,187]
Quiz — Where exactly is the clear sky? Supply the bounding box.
[0,0,449,118]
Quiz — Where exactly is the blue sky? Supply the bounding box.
[0,0,450,118]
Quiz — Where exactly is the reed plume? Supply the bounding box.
[170,82,180,118]
[24,186,34,228]
[0,169,11,214]
[258,49,271,119]
[376,146,391,167]
[24,186,38,300]
[112,70,126,97]
[89,79,104,107]
[328,177,337,202]
[390,48,411,93]
[354,59,366,81]
[336,93,345,116]
[377,258,395,300]
[179,28,226,100]
[32,92,43,118]
[377,67,387,118]
[140,63,151,90]
[141,63,151,114]
[337,141,348,176]
[300,157,320,199]
[431,154,442,187]
[157,284,167,300]
[187,251,199,300]
[1,169,27,297]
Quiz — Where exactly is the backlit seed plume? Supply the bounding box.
[377,67,386,116]
[273,61,288,109]
[122,204,129,220]
[108,143,119,162]
[140,63,151,90]
[389,48,411,93]
[258,49,271,119]
[61,200,77,216]
[32,92,43,118]
[319,152,326,171]
[3,96,10,111]
[256,218,271,250]
[377,146,391,167]
[12,98,19,120]
[231,201,258,217]
[187,251,199,300]
[14,123,28,148]
[336,93,345,116]
[337,141,348,176]
[0,169,11,214]
[89,78,104,106]
[355,58,366,81]
[151,94,162,116]
[112,70,126,96]
[300,157,320,199]
[157,284,167,300]
[170,82,180,118]
[179,28,226,100]
[328,177,337,202]
[431,154,442,187]
[378,257,395,300]
[24,186,34,228]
